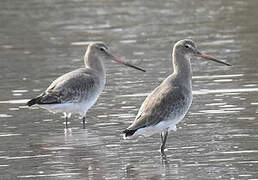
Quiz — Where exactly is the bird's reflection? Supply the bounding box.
[124,157,174,180]
[64,128,72,137]
[161,153,170,166]
[124,164,139,178]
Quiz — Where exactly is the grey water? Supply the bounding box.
[1,0,258,179]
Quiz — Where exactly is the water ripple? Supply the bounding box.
[0,133,21,137]
[0,99,29,104]
[117,87,258,98]
[18,172,82,178]
[5,154,52,160]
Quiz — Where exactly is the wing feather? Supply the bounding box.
[127,80,191,131]
[27,68,98,106]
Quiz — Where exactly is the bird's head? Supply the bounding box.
[174,39,231,66]
[86,43,145,72]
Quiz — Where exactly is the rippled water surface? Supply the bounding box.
[1,0,258,179]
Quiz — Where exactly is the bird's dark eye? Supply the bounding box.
[100,47,106,52]
[185,44,190,48]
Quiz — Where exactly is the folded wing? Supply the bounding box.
[27,68,97,106]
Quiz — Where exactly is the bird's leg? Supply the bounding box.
[64,113,68,129]
[160,131,168,155]
[82,116,86,129]
[66,113,72,128]
[160,133,164,143]
[82,111,87,129]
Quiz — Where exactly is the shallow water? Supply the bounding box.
[1,0,258,179]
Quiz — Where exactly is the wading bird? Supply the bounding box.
[123,39,231,154]
[27,43,145,128]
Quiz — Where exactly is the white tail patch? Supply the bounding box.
[133,121,177,137]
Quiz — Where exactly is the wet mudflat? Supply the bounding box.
[0,0,258,179]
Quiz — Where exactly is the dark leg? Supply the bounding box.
[82,116,86,129]
[160,133,164,143]
[65,115,69,129]
[160,131,168,155]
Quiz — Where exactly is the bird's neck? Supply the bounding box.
[172,51,192,87]
[84,52,106,77]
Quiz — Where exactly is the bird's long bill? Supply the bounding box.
[108,53,146,72]
[196,52,231,66]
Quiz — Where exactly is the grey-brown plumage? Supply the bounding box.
[28,68,96,105]
[123,39,231,154]
[126,79,191,131]
[27,43,145,128]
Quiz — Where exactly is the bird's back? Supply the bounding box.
[27,68,104,106]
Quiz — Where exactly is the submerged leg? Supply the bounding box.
[160,131,168,155]
[64,113,71,129]
[160,133,164,143]
[82,116,86,129]
[82,111,88,129]
[64,113,68,129]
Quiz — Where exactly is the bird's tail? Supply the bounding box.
[123,129,137,137]
[27,96,42,106]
